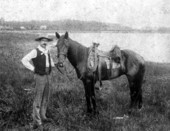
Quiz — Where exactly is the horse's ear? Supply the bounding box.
[64,31,69,39]
[55,32,60,39]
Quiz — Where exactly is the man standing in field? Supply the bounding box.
[21,34,56,129]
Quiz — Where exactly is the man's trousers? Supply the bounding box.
[32,74,52,125]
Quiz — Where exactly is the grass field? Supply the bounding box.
[0,32,170,131]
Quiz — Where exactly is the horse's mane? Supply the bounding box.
[68,37,87,50]
[67,37,89,63]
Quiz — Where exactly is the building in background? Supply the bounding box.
[20,26,26,30]
[40,25,47,30]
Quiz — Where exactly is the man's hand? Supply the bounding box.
[31,67,35,72]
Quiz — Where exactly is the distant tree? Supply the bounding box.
[0,17,5,25]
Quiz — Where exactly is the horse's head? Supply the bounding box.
[55,31,69,68]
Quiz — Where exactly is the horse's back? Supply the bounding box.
[122,49,145,78]
[123,49,145,65]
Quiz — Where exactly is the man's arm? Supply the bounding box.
[21,49,37,72]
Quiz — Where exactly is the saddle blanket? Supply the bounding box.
[87,48,121,71]
[104,58,120,69]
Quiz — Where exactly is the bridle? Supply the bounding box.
[56,39,69,74]
[56,39,83,80]
[57,44,68,65]
[58,52,67,58]
[56,50,77,82]
[56,52,66,71]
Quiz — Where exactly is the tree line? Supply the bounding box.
[0,19,132,31]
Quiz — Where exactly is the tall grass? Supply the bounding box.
[0,32,170,130]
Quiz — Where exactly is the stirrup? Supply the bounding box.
[99,86,102,90]
[95,86,102,90]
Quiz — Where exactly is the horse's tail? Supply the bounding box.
[136,61,145,85]
[140,62,146,83]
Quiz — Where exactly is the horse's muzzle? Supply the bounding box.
[56,62,65,75]
[57,62,64,68]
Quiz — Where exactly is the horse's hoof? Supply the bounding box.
[128,108,136,115]
[138,103,144,110]
[87,109,92,114]
[128,109,132,115]
[93,110,99,115]
[95,86,102,91]
[95,86,100,90]
[86,112,93,118]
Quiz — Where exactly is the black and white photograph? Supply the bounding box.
[0,0,170,130]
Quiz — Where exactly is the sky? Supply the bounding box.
[0,0,170,28]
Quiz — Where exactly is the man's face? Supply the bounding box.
[40,39,49,49]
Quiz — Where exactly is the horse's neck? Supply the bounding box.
[67,39,88,68]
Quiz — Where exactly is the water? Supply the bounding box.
[52,32,170,63]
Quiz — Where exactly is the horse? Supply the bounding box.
[55,31,145,114]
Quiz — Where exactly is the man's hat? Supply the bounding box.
[35,34,53,42]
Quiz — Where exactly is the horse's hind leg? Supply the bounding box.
[127,74,144,113]
[135,79,143,109]
[136,67,145,109]
[129,79,142,110]
[127,78,136,109]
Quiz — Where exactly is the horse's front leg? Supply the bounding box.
[83,79,92,114]
[90,79,98,115]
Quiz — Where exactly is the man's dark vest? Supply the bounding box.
[32,48,51,75]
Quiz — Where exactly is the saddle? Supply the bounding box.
[87,43,123,68]
[87,43,124,89]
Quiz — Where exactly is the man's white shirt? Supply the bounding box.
[21,45,55,72]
